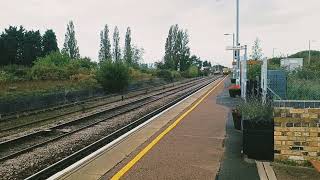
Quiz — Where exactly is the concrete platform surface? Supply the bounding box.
[103,77,228,179]
[55,77,225,180]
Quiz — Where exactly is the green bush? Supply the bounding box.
[96,61,129,93]
[248,64,261,80]
[239,98,273,122]
[30,52,97,80]
[287,77,320,100]
[157,69,174,81]
[0,65,31,81]
[65,58,97,77]
[30,52,70,80]
[171,70,182,80]
[128,67,153,81]
[182,65,199,78]
[156,69,181,82]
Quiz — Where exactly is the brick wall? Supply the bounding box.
[274,108,320,161]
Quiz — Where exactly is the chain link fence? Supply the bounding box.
[264,61,320,108]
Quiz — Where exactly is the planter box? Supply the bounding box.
[242,119,274,161]
[232,111,242,130]
[229,89,241,98]
[230,78,236,84]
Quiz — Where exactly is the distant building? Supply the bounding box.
[280,58,303,71]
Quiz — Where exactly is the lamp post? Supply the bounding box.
[236,0,240,85]
[309,40,316,65]
[224,33,235,78]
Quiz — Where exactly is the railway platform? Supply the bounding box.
[51,77,259,180]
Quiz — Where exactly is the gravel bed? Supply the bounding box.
[0,79,199,143]
[0,80,210,180]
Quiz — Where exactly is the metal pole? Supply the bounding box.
[242,45,247,101]
[236,0,240,85]
[309,40,311,65]
[233,33,236,79]
[236,0,239,46]
[233,33,235,60]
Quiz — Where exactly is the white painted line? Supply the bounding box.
[263,162,277,180]
[48,77,222,180]
[256,161,268,180]
[256,161,278,180]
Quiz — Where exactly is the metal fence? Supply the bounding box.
[272,100,320,108]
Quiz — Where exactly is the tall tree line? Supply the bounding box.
[164,24,191,71]
[0,26,59,66]
[99,25,143,67]
[62,21,80,59]
[98,25,112,61]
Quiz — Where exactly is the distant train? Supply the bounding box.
[222,68,231,75]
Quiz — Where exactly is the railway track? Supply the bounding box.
[0,77,198,124]
[0,78,201,138]
[0,76,222,180]
[0,77,216,162]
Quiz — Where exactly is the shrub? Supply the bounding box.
[0,65,31,81]
[30,52,70,80]
[129,67,153,81]
[287,77,320,100]
[187,65,199,78]
[171,70,182,80]
[156,69,181,82]
[65,58,97,77]
[96,61,129,93]
[157,69,174,82]
[30,52,97,80]
[238,98,273,122]
[229,85,241,98]
[247,64,261,80]
[0,70,10,82]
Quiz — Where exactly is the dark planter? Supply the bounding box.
[232,111,242,130]
[229,89,241,98]
[231,78,236,84]
[242,119,274,161]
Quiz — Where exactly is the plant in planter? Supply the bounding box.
[238,98,274,161]
[232,107,242,130]
[229,85,241,98]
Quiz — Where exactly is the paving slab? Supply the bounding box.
[104,77,228,179]
[55,77,224,180]
[215,80,259,180]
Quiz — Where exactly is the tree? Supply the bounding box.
[132,45,144,67]
[164,24,190,71]
[124,27,133,65]
[112,26,121,62]
[0,26,25,65]
[177,30,190,71]
[203,60,211,67]
[98,25,112,62]
[164,25,177,70]
[250,38,263,61]
[96,61,129,93]
[62,21,80,59]
[22,30,42,65]
[42,29,59,56]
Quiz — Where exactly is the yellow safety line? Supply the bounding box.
[111,76,227,180]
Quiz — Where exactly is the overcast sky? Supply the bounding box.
[1,0,320,67]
